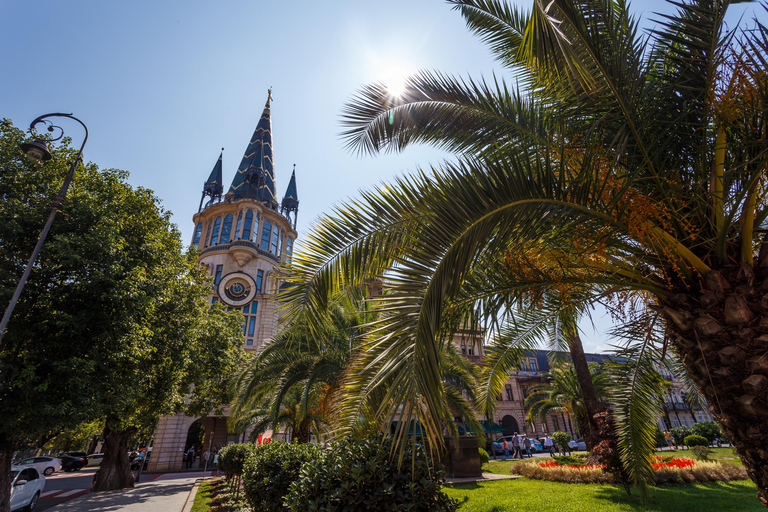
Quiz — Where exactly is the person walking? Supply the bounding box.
[663,430,677,450]
[523,435,532,458]
[502,438,509,458]
[544,435,555,457]
[512,433,522,459]
[186,446,195,469]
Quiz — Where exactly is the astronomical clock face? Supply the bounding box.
[217,272,257,307]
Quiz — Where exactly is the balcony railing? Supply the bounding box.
[200,240,279,262]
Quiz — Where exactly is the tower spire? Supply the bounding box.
[228,89,276,207]
[281,164,299,229]
[199,149,224,212]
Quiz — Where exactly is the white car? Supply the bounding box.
[10,465,44,511]
[14,457,60,476]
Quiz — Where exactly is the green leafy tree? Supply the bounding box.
[0,120,244,504]
[279,0,768,503]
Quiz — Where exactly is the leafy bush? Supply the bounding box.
[691,446,713,461]
[669,426,690,446]
[654,426,667,448]
[217,443,256,484]
[690,421,722,444]
[684,435,709,448]
[478,447,489,465]
[286,435,458,511]
[552,431,572,453]
[552,455,586,466]
[242,442,321,512]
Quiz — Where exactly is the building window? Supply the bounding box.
[460,345,466,354]
[235,211,243,239]
[203,221,213,247]
[497,393,503,402]
[242,303,250,315]
[242,317,247,335]
[251,301,258,314]
[219,214,233,244]
[261,220,272,251]
[214,265,223,286]
[242,210,253,240]
[271,225,279,254]
[192,223,203,246]
[251,213,260,243]
[210,216,222,245]
[466,344,474,356]
[521,385,529,399]
[248,317,256,337]
[256,270,263,294]
[505,384,514,401]
[277,233,283,257]
[520,360,529,371]
[246,339,253,346]
[529,358,538,371]
[211,297,217,304]
[285,238,293,263]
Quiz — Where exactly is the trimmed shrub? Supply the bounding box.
[691,446,713,461]
[217,443,256,483]
[243,441,321,512]
[286,435,458,511]
[552,431,572,455]
[478,447,490,465]
[684,434,709,447]
[654,426,667,448]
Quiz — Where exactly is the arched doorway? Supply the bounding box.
[183,420,206,469]
[501,415,519,436]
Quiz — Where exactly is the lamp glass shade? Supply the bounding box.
[20,140,52,162]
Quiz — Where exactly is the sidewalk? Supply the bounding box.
[44,474,203,512]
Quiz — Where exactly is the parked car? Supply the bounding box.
[10,465,45,511]
[130,451,151,471]
[87,453,104,467]
[62,451,88,461]
[575,438,588,451]
[529,439,543,453]
[14,457,60,476]
[58,454,87,472]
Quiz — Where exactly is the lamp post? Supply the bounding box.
[0,113,88,349]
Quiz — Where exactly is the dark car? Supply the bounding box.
[58,454,88,472]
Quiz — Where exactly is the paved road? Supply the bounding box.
[35,467,216,511]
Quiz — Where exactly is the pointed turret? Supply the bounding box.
[199,149,224,212]
[280,164,299,229]
[228,90,276,207]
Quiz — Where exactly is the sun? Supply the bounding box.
[376,62,415,98]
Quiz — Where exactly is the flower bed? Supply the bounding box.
[511,457,747,484]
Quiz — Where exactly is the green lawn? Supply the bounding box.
[445,478,763,512]
[190,480,213,512]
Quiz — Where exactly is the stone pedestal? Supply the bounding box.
[443,436,482,478]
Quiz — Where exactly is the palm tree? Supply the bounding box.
[229,295,370,443]
[525,362,609,440]
[282,0,768,502]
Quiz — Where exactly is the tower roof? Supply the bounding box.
[228,90,276,203]
[206,150,223,187]
[283,166,298,202]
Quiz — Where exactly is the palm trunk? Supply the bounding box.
[92,421,136,492]
[0,434,12,512]
[665,269,768,507]
[567,328,602,449]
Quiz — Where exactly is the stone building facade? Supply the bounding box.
[148,91,299,472]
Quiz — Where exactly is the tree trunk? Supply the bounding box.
[0,435,13,512]
[665,268,768,507]
[291,425,311,444]
[566,327,602,449]
[92,422,136,492]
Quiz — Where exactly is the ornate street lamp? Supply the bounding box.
[0,113,89,348]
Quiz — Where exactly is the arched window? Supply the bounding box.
[251,213,260,243]
[242,210,253,241]
[234,211,243,239]
[277,233,283,257]
[192,223,203,246]
[284,238,293,263]
[260,220,272,251]
[203,222,213,248]
[270,225,279,254]
[219,214,233,244]
[210,216,222,246]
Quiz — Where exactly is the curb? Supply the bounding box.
[181,479,202,512]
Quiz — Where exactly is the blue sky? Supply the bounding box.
[1,0,763,352]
